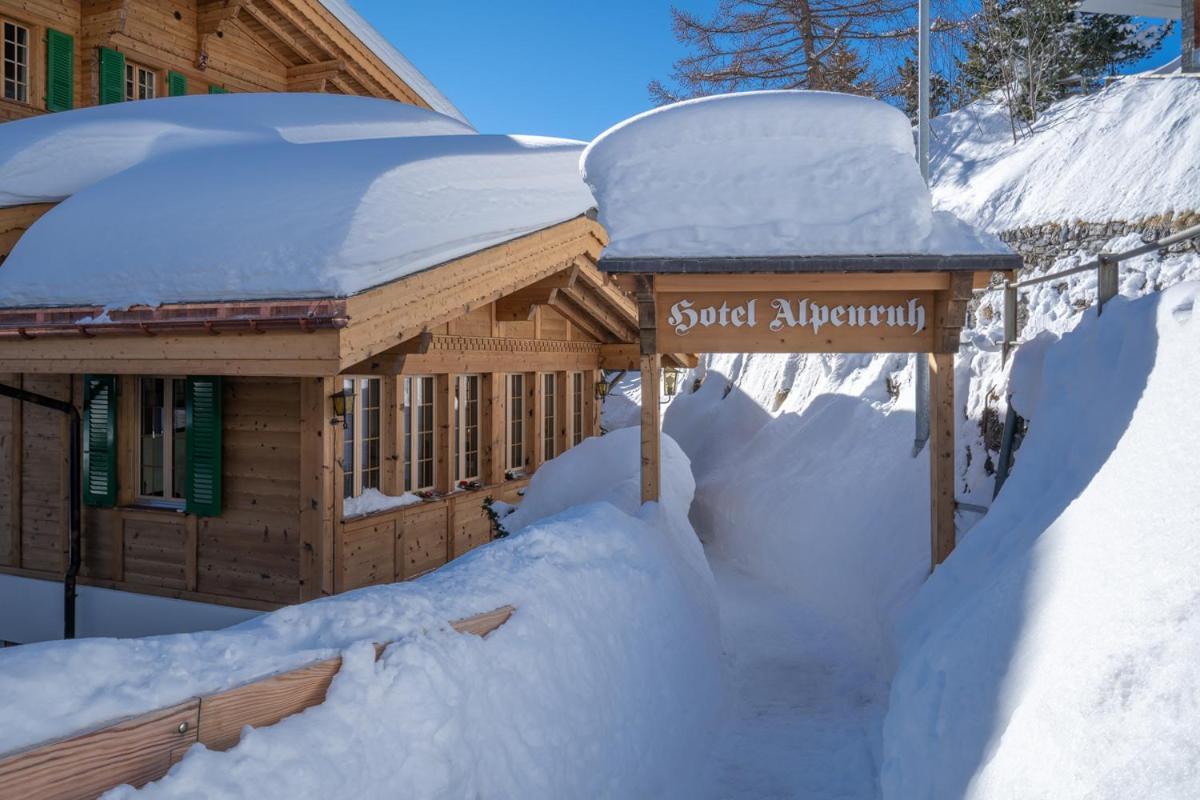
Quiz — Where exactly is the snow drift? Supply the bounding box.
[581,90,1009,258]
[0,96,594,307]
[883,283,1200,799]
[930,75,1200,231]
[0,429,721,800]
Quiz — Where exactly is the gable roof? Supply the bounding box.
[317,0,469,124]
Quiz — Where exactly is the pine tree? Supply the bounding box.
[896,55,953,121]
[959,0,1171,138]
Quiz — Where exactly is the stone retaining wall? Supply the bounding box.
[998,212,1200,271]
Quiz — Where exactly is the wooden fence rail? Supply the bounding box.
[0,606,515,800]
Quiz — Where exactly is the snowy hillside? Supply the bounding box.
[930,75,1200,231]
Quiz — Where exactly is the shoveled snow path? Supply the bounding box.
[706,555,885,799]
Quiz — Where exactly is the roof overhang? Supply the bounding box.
[598,253,1024,275]
[1077,0,1182,18]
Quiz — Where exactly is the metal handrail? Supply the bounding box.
[991,220,1200,500]
[1009,221,1200,291]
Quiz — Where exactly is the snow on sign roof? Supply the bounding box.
[317,0,471,125]
[1077,0,1181,18]
[0,97,594,308]
[581,90,1015,268]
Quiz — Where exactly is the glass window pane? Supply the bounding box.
[172,379,187,500]
[403,378,412,492]
[140,378,165,497]
[342,378,355,499]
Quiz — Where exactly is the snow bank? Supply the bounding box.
[0,432,721,800]
[581,90,1009,258]
[664,351,929,675]
[0,93,473,207]
[882,283,1200,799]
[0,100,593,306]
[930,76,1200,231]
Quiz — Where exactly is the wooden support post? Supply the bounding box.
[640,354,661,504]
[435,374,453,493]
[483,373,505,485]
[636,275,661,505]
[381,376,401,495]
[555,370,569,456]
[300,377,337,601]
[1097,255,1118,316]
[583,370,599,438]
[528,372,542,473]
[1002,281,1018,364]
[929,351,956,569]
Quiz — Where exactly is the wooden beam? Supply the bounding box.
[929,351,956,569]
[555,370,569,456]
[529,372,543,473]
[287,58,346,78]
[558,285,637,342]
[435,374,453,493]
[640,354,661,504]
[493,269,579,322]
[298,377,336,602]
[547,292,614,344]
[240,0,320,62]
[482,373,505,486]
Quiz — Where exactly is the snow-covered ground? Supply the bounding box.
[1,429,722,800]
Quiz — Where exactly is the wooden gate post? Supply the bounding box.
[636,276,661,504]
[928,351,955,568]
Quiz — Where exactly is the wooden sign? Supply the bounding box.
[655,291,936,353]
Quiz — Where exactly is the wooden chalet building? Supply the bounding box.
[0,1,686,643]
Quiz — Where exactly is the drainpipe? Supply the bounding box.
[912,0,933,457]
[0,383,82,639]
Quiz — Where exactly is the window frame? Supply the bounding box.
[342,376,382,500]
[124,60,156,101]
[136,376,188,509]
[402,375,437,493]
[507,373,525,473]
[2,18,30,105]
[542,372,557,462]
[571,371,585,446]
[455,374,481,485]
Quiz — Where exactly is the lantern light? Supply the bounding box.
[595,375,611,399]
[330,388,355,418]
[663,367,681,397]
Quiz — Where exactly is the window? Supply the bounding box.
[455,375,480,483]
[139,377,187,504]
[402,376,436,492]
[342,377,381,499]
[125,61,156,101]
[572,372,584,446]
[507,374,525,472]
[542,373,557,462]
[2,21,29,104]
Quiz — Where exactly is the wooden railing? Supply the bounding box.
[0,606,515,800]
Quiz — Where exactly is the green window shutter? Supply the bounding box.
[208,84,228,94]
[167,71,187,97]
[45,29,74,112]
[185,376,223,517]
[83,375,118,508]
[98,47,125,105]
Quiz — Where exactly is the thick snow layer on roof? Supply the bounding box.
[0,429,721,799]
[317,0,470,125]
[930,76,1200,231]
[581,90,1010,259]
[0,98,593,307]
[0,93,473,207]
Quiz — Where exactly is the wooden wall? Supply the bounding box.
[0,0,81,121]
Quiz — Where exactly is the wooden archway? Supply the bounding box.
[605,253,1021,570]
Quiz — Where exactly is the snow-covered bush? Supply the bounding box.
[1,430,722,800]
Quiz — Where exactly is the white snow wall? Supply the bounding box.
[883,284,1200,800]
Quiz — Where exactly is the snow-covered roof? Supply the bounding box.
[930,76,1200,232]
[0,96,594,307]
[581,91,1013,263]
[317,0,470,125]
[1077,0,1181,18]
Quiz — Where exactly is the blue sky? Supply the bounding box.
[358,1,1182,140]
